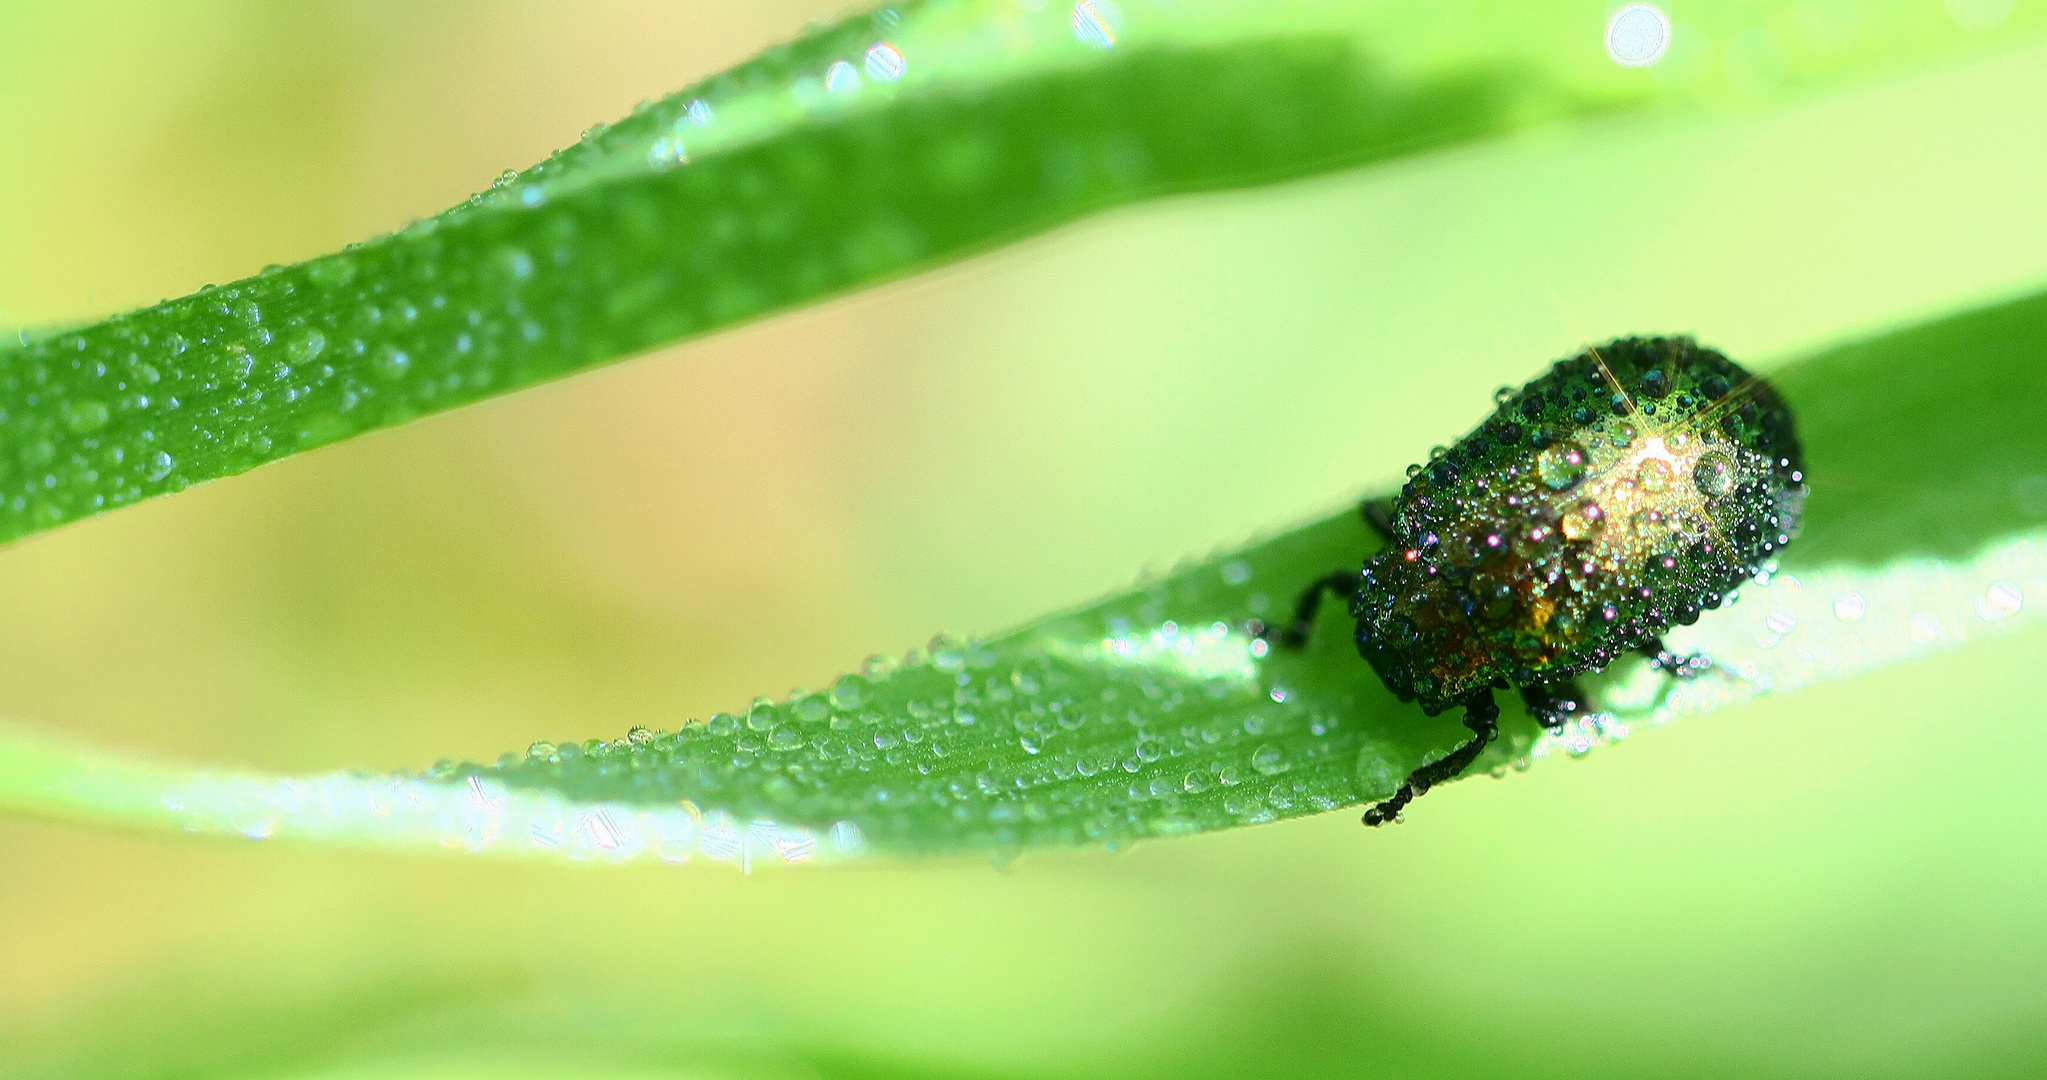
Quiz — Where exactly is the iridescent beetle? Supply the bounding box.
[1269,336,1806,825]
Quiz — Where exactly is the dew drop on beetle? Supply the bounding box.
[1262,336,1805,826]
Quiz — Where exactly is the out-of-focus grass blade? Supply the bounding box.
[2,0,2041,545]
[3,287,2043,863]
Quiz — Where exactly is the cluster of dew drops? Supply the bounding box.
[453,625,1370,850]
[0,173,569,539]
[0,324,182,529]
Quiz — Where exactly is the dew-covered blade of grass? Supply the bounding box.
[3,286,2045,864]
[3,1,2042,546]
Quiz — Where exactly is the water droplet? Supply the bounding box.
[63,399,109,434]
[233,299,262,326]
[1252,744,1286,776]
[706,712,740,735]
[1073,0,1118,48]
[1218,766,1242,786]
[1561,501,1606,541]
[930,634,967,672]
[793,695,831,724]
[1765,608,1798,635]
[1135,737,1163,762]
[502,248,535,280]
[1635,457,1673,493]
[749,698,784,730]
[1537,440,1589,490]
[1694,450,1735,496]
[1019,734,1042,755]
[287,330,326,365]
[306,257,357,289]
[825,60,861,93]
[525,740,557,761]
[625,725,654,745]
[866,42,907,81]
[374,346,410,380]
[829,675,869,710]
[861,653,900,680]
[145,451,175,482]
[1977,580,2023,621]
[1182,771,1210,793]
[1832,592,1865,622]
[771,728,804,750]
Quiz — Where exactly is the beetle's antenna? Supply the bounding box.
[1585,342,1644,420]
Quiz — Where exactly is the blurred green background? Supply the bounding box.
[6,2,2047,1077]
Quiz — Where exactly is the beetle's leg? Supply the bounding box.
[1518,680,1588,733]
[1261,570,1361,650]
[1360,499,1398,544]
[1640,636,1712,680]
[1363,689,1499,826]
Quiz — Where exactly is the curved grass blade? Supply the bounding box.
[4,287,2045,863]
[2,0,2042,545]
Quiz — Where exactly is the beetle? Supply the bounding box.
[1268,336,1805,825]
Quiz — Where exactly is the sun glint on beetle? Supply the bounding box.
[1265,336,1806,825]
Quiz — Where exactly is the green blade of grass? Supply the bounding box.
[3,286,2043,863]
[2,0,2042,545]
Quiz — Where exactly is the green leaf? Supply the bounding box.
[2,0,2041,546]
[5,286,2043,863]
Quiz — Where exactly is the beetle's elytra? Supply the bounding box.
[1269,336,1806,825]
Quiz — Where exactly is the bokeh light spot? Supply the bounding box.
[1073,1,1118,48]
[865,42,907,81]
[1607,4,1672,66]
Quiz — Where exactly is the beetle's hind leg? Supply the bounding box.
[1260,569,1361,650]
[1640,636,1713,680]
[1363,689,1500,826]
[1518,679,1588,733]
